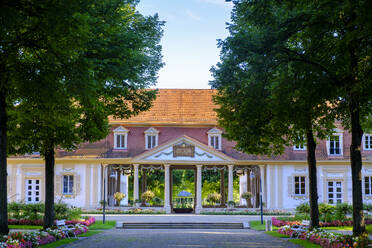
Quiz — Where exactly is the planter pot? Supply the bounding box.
[173,208,193,213]
[135,203,141,207]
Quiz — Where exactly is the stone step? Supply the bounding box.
[118,222,245,229]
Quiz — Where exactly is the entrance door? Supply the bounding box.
[25,179,41,203]
[171,168,195,213]
[327,181,342,204]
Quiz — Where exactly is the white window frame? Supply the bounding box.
[294,176,306,196]
[113,126,129,149]
[293,144,306,151]
[364,176,372,196]
[207,128,222,150]
[144,127,159,150]
[327,180,343,204]
[363,134,372,151]
[327,131,343,156]
[25,179,41,204]
[62,175,74,195]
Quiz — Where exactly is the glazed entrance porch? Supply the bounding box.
[104,163,263,213]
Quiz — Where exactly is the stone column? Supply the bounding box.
[133,164,139,203]
[259,165,266,207]
[195,165,203,214]
[246,170,252,208]
[228,164,234,202]
[220,169,226,207]
[164,164,171,214]
[120,173,127,205]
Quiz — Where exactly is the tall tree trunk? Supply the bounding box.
[349,95,365,236]
[0,88,9,235]
[306,129,319,229]
[44,145,55,229]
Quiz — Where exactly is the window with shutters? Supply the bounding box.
[144,127,159,150]
[364,134,372,151]
[294,176,306,196]
[365,176,372,196]
[207,128,222,150]
[113,126,129,149]
[63,175,74,195]
[327,133,343,156]
[25,179,41,203]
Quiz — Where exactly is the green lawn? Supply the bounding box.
[89,220,116,230]
[9,225,42,230]
[265,231,321,248]
[289,239,321,248]
[40,238,78,248]
[249,220,278,231]
[265,231,288,238]
[79,230,102,237]
[321,226,352,231]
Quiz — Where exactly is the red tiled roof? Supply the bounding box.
[109,89,218,125]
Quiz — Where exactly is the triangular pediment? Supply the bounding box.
[133,135,234,162]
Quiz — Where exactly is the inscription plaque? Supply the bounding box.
[173,143,195,157]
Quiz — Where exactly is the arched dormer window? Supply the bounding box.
[113,126,129,149]
[144,127,159,150]
[208,128,222,150]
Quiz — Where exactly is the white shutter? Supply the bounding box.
[55,175,61,196]
[306,176,309,198]
[75,175,81,195]
[288,176,293,197]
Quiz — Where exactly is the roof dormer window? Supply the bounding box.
[113,126,129,149]
[207,128,222,150]
[327,129,343,156]
[144,127,159,150]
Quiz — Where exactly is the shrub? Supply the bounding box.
[227,201,236,207]
[295,202,310,215]
[142,191,155,202]
[54,203,69,220]
[318,203,336,222]
[241,192,253,201]
[206,193,221,205]
[67,207,82,220]
[152,196,162,205]
[8,202,25,220]
[335,203,352,221]
[114,192,125,206]
[23,203,44,221]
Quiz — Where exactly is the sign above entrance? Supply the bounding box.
[173,142,195,157]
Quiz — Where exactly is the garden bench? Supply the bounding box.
[56,220,76,238]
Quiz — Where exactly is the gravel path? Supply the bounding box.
[64,229,301,248]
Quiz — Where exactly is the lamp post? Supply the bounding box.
[102,164,106,224]
[250,168,263,224]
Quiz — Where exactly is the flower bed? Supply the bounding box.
[0,223,88,248]
[272,217,372,227]
[278,225,369,247]
[8,216,95,227]
[200,209,291,215]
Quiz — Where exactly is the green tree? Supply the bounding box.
[3,0,163,230]
[211,1,339,229]
[1,0,93,234]
[214,0,372,235]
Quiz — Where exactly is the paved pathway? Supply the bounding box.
[65,229,300,248]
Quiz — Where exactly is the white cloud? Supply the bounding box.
[185,9,202,21]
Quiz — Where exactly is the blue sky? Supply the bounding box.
[137,0,233,89]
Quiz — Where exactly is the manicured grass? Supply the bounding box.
[9,225,42,230]
[79,230,102,237]
[249,220,278,231]
[289,239,321,248]
[265,231,288,238]
[89,220,116,230]
[40,238,78,248]
[321,226,352,231]
[366,225,372,234]
[265,231,321,248]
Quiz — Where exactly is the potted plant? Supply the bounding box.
[141,190,155,206]
[206,192,222,206]
[134,199,142,207]
[114,192,125,207]
[227,200,236,209]
[241,192,253,208]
